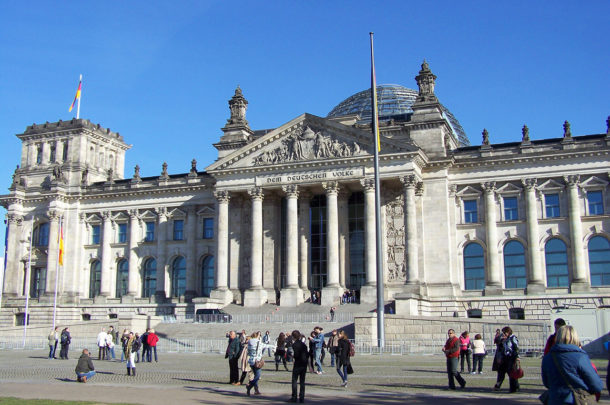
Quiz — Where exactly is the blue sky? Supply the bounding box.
[0,0,608,224]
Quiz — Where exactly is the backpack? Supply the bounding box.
[132,339,141,352]
[60,332,68,344]
[348,341,355,357]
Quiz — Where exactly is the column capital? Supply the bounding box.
[248,186,264,201]
[282,184,299,198]
[400,175,418,189]
[47,210,61,222]
[564,174,580,187]
[7,213,23,224]
[128,209,139,219]
[481,181,496,194]
[214,189,231,203]
[322,181,340,195]
[521,178,538,190]
[361,178,375,191]
[154,206,168,220]
[101,210,112,221]
[79,213,86,223]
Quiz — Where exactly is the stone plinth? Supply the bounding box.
[280,287,303,307]
[210,288,233,306]
[321,285,343,307]
[360,285,377,304]
[244,287,268,307]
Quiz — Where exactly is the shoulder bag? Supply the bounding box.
[550,352,595,405]
[254,341,265,369]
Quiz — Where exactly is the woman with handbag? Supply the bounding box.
[459,331,472,373]
[541,325,602,404]
[493,326,521,393]
[335,330,352,387]
[245,331,275,396]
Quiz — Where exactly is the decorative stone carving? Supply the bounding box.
[564,174,580,187]
[400,175,418,189]
[52,164,65,183]
[415,59,438,103]
[226,86,249,127]
[482,129,490,146]
[385,194,406,282]
[248,187,264,201]
[521,178,537,190]
[81,165,89,185]
[481,181,496,193]
[160,162,169,180]
[563,120,572,139]
[214,190,230,203]
[253,126,366,166]
[7,214,23,225]
[322,181,340,195]
[361,177,375,191]
[128,209,139,219]
[106,168,114,182]
[189,159,197,177]
[522,125,530,142]
[282,184,299,198]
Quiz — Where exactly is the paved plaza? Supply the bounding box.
[2,349,609,404]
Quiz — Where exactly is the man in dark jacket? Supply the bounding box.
[75,349,96,383]
[291,330,308,403]
[226,331,242,385]
[141,330,150,362]
[59,327,71,359]
[443,329,466,390]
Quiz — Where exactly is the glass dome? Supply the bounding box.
[327,84,469,146]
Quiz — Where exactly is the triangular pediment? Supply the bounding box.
[197,206,214,216]
[112,212,129,222]
[538,179,564,191]
[85,213,102,223]
[456,185,481,197]
[496,182,522,194]
[139,210,157,220]
[167,208,186,218]
[581,176,608,188]
[206,113,415,172]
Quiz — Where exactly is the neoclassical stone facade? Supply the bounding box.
[1,63,610,325]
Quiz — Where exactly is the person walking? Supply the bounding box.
[48,327,59,359]
[290,330,308,403]
[327,329,339,367]
[494,326,520,393]
[59,327,71,360]
[443,329,466,390]
[75,348,96,383]
[238,334,251,386]
[471,333,486,374]
[245,331,274,396]
[262,331,272,357]
[275,332,288,371]
[459,331,472,373]
[125,332,137,376]
[147,328,159,362]
[226,331,242,385]
[96,327,107,361]
[542,325,603,404]
[335,330,352,387]
[329,307,335,322]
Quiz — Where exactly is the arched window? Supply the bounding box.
[545,238,569,287]
[89,261,101,298]
[463,243,485,290]
[504,240,527,289]
[589,236,610,286]
[201,255,215,297]
[116,259,129,298]
[171,256,186,297]
[142,258,157,298]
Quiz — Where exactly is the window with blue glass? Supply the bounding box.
[348,192,366,289]
[504,197,518,221]
[89,260,101,298]
[171,256,186,297]
[91,225,101,245]
[589,236,610,286]
[33,223,50,246]
[463,243,485,290]
[116,259,128,297]
[203,218,214,239]
[30,268,46,298]
[118,223,127,243]
[504,240,527,288]
[201,255,215,297]
[587,190,604,215]
[142,258,157,298]
[145,222,155,242]
[545,238,569,287]
[173,219,184,241]
[464,200,478,223]
[545,194,560,218]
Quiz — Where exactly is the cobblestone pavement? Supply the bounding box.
[1,350,609,404]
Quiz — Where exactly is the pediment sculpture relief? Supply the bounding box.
[253,126,367,166]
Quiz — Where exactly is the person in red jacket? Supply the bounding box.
[147,328,159,362]
[442,329,466,390]
[543,318,566,355]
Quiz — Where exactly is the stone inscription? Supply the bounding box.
[257,168,364,186]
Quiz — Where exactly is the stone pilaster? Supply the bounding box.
[522,179,544,293]
[565,175,588,291]
[244,187,267,307]
[99,211,112,299]
[185,206,198,299]
[482,182,502,295]
[281,185,303,307]
[126,210,140,301]
[210,190,232,305]
[298,191,311,293]
[154,207,167,301]
[4,214,23,297]
[322,181,343,306]
[401,175,421,295]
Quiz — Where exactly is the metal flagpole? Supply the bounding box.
[52,216,62,330]
[76,74,82,119]
[23,218,34,348]
[0,218,8,314]
[369,32,385,348]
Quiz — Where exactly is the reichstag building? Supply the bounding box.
[1,61,609,325]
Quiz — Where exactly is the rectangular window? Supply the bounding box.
[145,222,155,242]
[91,225,101,245]
[62,141,69,161]
[30,268,46,298]
[203,218,214,239]
[464,200,478,223]
[36,145,43,164]
[545,194,560,218]
[49,144,56,163]
[173,219,184,241]
[504,197,518,221]
[588,190,604,215]
[118,223,127,243]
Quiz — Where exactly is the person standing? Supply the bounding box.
[134,333,142,363]
[335,330,352,387]
[309,327,324,374]
[262,330,272,357]
[542,325,603,404]
[238,334,251,386]
[327,329,339,367]
[226,331,242,385]
[471,333,486,374]
[245,331,275,396]
[544,318,566,355]
[59,327,71,360]
[329,307,335,322]
[494,326,520,393]
[275,332,288,371]
[140,329,150,362]
[290,330,308,403]
[75,349,96,383]
[125,332,137,376]
[459,331,472,373]
[147,328,159,362]
[120,329,130,363]
[105,330,116,361]
[443,329,466,390]
[96,327,107,361]
[48,327,59,359]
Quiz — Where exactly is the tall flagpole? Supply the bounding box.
[76,74,82,119]
[23,218,34,348]
[369,32,385,348]
[52,216,62,330]
[0,218,8,314]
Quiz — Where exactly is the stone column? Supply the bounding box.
[322,181,343,306]
[281,185,303,306]
[3,214,23,297]
[298,191,311,294]
[522,178,544,293]
[210,190,232,305]
[185,206,198,299]
[482,182,502,294]
[565,175,588,290]
[338,191,349,289]
[99,211,112,298]
[401,175,421,294]
[360,178,377,303]
[126,210,140,300]
[244,187,267,306]
[154,207,167,301]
